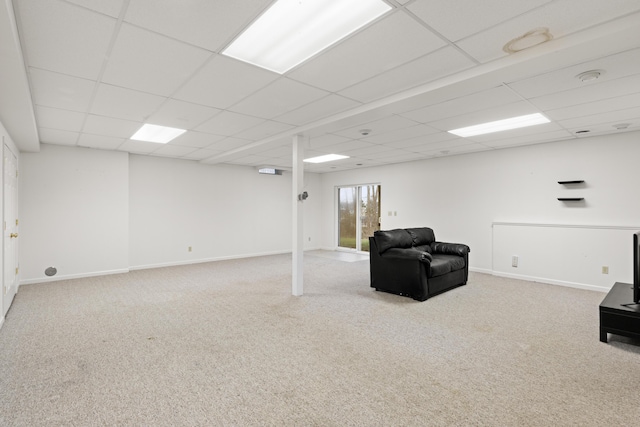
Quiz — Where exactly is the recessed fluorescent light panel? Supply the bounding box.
[222,0,392,74]
[130,124,186,144]
[303,154,349,164]
[448,113,550,137]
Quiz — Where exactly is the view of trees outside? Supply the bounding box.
[339,185,380,252]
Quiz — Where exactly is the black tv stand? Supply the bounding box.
[599,282,640,343]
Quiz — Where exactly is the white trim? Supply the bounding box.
[492,222,640,231]
[489,270,609,293]
[0,315,4,331]
[130,250,291,271]
[19,268,130,285]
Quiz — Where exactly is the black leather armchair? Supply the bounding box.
[369,227,470,301]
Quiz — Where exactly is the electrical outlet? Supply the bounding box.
[188,246,192,252]
[602,266,609,274]
[512,256,518,268]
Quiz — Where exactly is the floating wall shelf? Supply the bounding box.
[558,180,584,184]
[557,198,584,201]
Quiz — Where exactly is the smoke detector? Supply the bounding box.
[576,70,604,82]
[613,123,630,130]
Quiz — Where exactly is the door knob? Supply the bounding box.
[10,233,18,238]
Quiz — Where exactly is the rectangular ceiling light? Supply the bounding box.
[303,154,349,164]
[448,113,550,137]
[222,0,392,74]
[130,124,187,144]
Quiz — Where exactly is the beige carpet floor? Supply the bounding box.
[1,252,639,426]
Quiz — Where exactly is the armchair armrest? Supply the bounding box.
[431,242,470,257]
[384,247,432,263]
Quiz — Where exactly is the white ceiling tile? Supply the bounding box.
[381,131,458,148]
[566,122,640,136]
[102,24,211,97]
[169,131,226,149]
[82,114,142,138]
[288,11,446,92]
[118,139,162,154]
[183,148,223,161]
[150,145,198,158]
[77,133,125,150]
[66,0,124,17]
[339,46,477,103]
[227,155,277,166]
[427,101,537,131]
[417,143,491,157]
[35,106,85,132]
[408,138,480,153]
[400,85,523,124]
[195,111,264,136]
[478,129,573,148]
[229,78,329,120]
[558,106,640,129]
[38,128,79,145]
[341,143,396,157]
[90,84,166,122]
[147,100,221,130]
[207,136,253,152]
[362,124,439,144]
[29,68,96,112]
[233,120,294,141]
[173,55,279,109]
[528,73,640,111]
[274,95,361,126]
[320,140,375,154]
[16,0,116,79]
[508,48,640,99]
[305,134,352,149]
[334,114,422,139]
[545,92,640,121]
[124,0,273,52]
[457,0,640,63]
[407,0,551,42]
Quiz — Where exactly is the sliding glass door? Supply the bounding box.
[338,184,381,252]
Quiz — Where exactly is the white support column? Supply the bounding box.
[292,134,304,296]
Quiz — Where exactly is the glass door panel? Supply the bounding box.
[338,184,380,252]
[360,185,380,252]
[338,187,357,249]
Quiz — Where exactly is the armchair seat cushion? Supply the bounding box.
[429,254,465,278]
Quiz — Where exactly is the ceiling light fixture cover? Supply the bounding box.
[304,154,349,163]
[130,124,186,144]
[222,0,392,74]
[448,113,550,137]
[503,27,553,53]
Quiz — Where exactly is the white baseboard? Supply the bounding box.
[0,315,4,331]
[129,250,292,271]
[20,268,130,286]
[490,270,610,293]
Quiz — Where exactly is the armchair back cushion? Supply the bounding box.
[406,227,436,246]
[374,229,413,254]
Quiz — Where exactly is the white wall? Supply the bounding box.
[20,144,129,283]
[128,154,321,269]
[19,146,322,282]
[319,131,640,291]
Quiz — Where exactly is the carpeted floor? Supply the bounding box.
[0,252,639,426]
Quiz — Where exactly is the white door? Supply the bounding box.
[3,144,18,316]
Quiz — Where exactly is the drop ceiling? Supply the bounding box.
[1,0,640,173]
